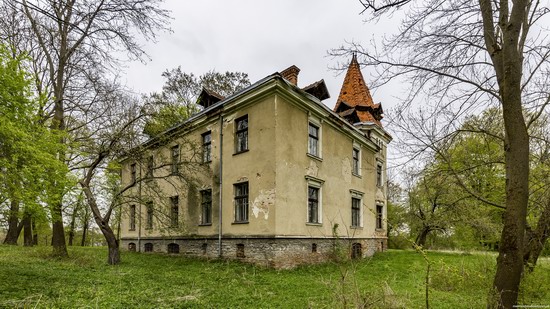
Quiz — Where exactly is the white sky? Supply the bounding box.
[122,0,399,111]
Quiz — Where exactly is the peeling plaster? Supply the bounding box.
[305,161,319,177]
[223,114,236,129]
[252,189,275,220]
[236,176,248,183]
[341,158,352,183]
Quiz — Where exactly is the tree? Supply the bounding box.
[0,44,65,245]
[143,68,250,137]
[345,0,550,307]
[0,0,170,257]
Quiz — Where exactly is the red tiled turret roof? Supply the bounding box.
[334,53,383,126]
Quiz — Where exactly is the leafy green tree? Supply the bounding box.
[0,45,66,245]
[143,68,250,137]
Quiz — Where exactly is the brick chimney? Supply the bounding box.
[280,65,300,86]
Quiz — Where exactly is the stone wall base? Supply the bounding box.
[121,237,387,269]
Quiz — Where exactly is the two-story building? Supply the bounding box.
[119,55,391,268]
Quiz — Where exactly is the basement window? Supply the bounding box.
[312,243,318,253]
[236,244,245,258]
[167,243,180,254]
[351,243,362,259]
[144,243,153,252]
[128,243,136,252]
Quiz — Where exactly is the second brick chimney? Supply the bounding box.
[280,65,300,86]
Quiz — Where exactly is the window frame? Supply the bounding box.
[233,182,249,223]
[308,122,320,158]
[352,146,361,176]
[202,131,212,163]
[235,115,249,154]
[129,204,136,231]
[171,145,179,175]
[200,189,212,225]
[170,196,179,228]
[307,186,320,224]
[376,162,383,187]
[146,201,154,230]
[376,205,384,230]
[351,197,362,228]
[305,175,324,225]
[146,155,154,179]
[130,163,136,184]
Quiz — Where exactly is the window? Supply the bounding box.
[144,243,153,252]
[351,198,361,227]
[376,163,383,187]
[170,196,179,228]
[129,205,136,231]
[146,201,153,229]
[236,244,245,258]
[202,131,212,162]
[312,243,318,253]
[308,186,320,224]
[376,205,384,229]
[201,243,208,254]
[234,182,249,222]
[167,243,180,254]
[352,148,360,175]
[146,156,154,179]
[130,163,136,184]
[235,115,248,153]
[308,123,319,156]
[171,145,179,174]
[200,189,212,224]
[351,243,362,259]
[128,243,136,252]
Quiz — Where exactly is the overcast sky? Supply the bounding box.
[123,0,399,111]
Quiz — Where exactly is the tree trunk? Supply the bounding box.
[32,219,38,245]
[68,204,78,246]
[3,200,20,245]
[490,36,530,309]
[523,201,550,271]
[51,201,68,257]
[23,213,33,247]
[415,227,431,247]
[103,225,120,265]
[81,207,90,246]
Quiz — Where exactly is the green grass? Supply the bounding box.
[0,246,548,308]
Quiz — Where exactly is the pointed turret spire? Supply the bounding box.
[334,53,383,126]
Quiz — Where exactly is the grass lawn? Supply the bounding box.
[0,245,548,308]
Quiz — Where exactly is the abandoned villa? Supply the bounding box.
[119,55,392,267]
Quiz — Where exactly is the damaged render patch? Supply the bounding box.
[305,161,319,177]
[252,189,275,220]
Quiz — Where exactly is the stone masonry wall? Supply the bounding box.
[121,237,387,269]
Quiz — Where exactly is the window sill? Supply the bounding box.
[198,223,212,226]
[306,222,322,226]
[375,228,385,232]
[352,173,362,178]
[129,229,136,231]
[307,153,323,162]
[232,221,249,225]
[350,226,363,230]
[233,149,249,156]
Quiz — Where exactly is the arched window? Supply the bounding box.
[128,243,136,252]
[167,243,180,254]
[144,243,153,252]
[351,243,362,259]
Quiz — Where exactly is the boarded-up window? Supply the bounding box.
[128,243,136,252]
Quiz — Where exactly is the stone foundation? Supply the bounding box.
[121,237,387,269]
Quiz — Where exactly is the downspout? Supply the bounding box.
[218,114,224,258]
[138,161,142,252]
